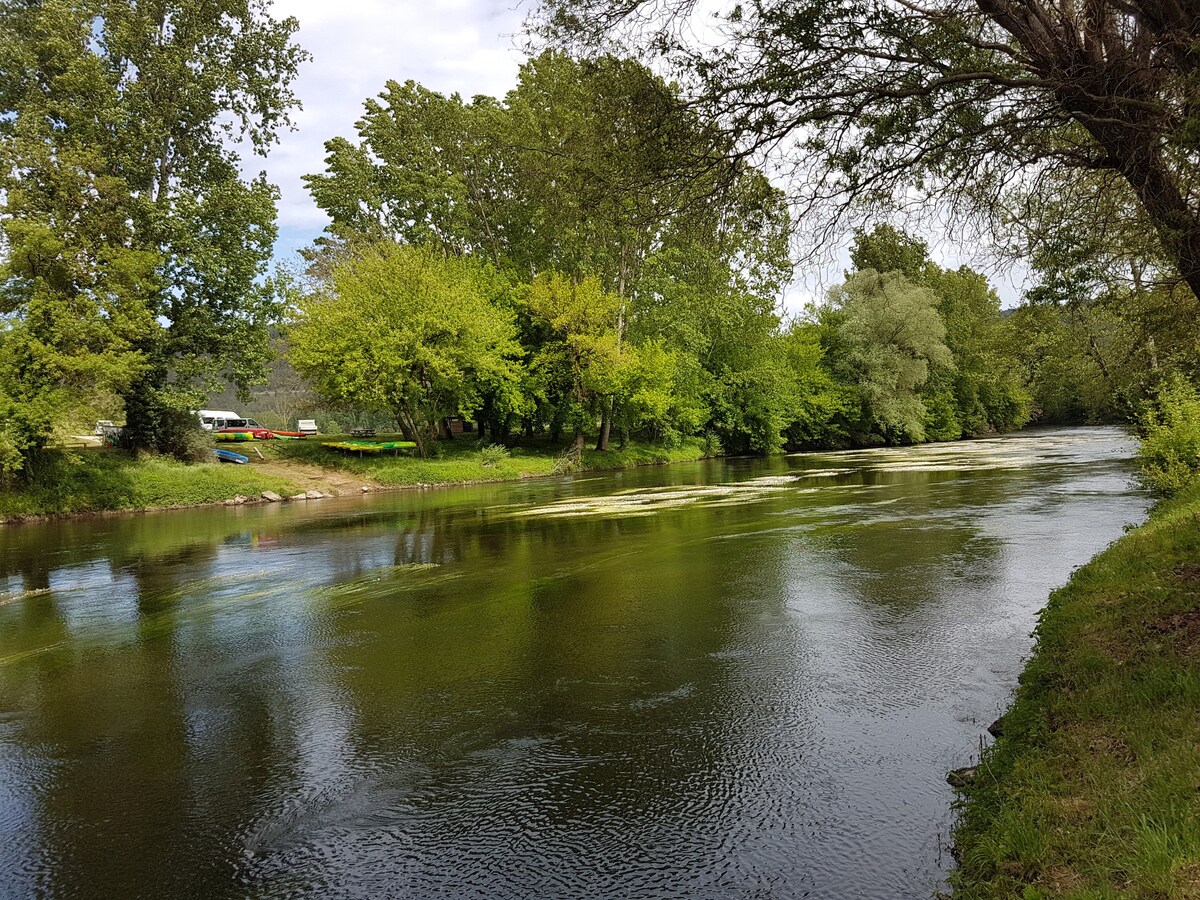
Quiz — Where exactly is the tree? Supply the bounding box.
[287,244,523,457]
[849,225,1031,437]
[525,272,626,450]
[0,0,307,459]
[537,0,1200,301]
[781,322,855,449]
[304,50,793,451]
[822,270,954,443]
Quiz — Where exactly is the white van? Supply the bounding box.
[197,410,239,431]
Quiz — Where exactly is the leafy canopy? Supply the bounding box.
[288,244,523,457]
[0,0,307,460]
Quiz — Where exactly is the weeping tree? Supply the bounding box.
[821,270,954,443]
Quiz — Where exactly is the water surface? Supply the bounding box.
[0,427,1148,898]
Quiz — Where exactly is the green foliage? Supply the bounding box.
[304,50,794,452]
[1137,375,1200,497]
[921,377,963,442]
[478,443,511,468]
[287,243,523,457]
[153,410,215,464]
[0,0,306,461]
[847,225,1031,438]
[823,270,953,443]
[781,322,855,448]
[708,357,802,454]
[702,431,724,457]
[1012,263,1200,426]
[297,57,1037,458]
[849,225,929,279]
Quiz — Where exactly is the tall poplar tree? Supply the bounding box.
[305,51,792,451]
[0,0,306,462]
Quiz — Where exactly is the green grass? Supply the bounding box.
[0,450,300,521]
[268,433,710,487]
[950,481,1200,898]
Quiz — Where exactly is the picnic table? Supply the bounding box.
[349,427,377,438]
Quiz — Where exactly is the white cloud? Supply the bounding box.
[251,1,1029,304]
[255,0,528,259]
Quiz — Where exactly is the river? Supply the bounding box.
[0,427,1148,898]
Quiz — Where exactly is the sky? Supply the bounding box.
[261,0,529,262]
[257,1,1027,308]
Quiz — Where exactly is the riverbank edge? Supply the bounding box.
[0,439,715,525]
[948,481,1200,897]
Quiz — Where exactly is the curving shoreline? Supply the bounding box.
[0,438,714,525]
[949,480,1200,896]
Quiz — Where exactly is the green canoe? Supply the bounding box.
[322,440,418,454]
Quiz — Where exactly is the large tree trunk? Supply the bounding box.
[1078,105,1200,299]
[491,418,510,444]
[1118,153,1200,302]
[595,398,612,451]
[398,403,426,457]
[978,0,1200,301]
[394,415,416,442]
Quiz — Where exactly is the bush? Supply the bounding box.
[552,445,583,475]
[702,430,724,458]
[156,408,213,462]
[1137,374,1200,497]
[478,443,510,468]
[0,428,24,483]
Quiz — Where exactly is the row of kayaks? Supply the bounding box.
[214,439,416,465]
[322,440,417,453]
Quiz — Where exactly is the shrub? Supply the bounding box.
[702,430,724,458]
[1137,374,1200,497]
[552,445,582,475]
[0,428,24,483]
[156,408,213,462]
[478,443,510,468]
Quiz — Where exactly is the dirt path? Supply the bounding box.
[253,457,383,495]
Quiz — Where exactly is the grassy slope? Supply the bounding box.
[0,436,710,521]
[0,451,301,521]
[268,434,709,487]
[951,481,1200,899]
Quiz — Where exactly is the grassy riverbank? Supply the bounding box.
[0,436,711,522]
[267,434,709,486]
[0,452,301,521]
[950,481,1200,898]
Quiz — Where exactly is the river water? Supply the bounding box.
[0,427,1148,898]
